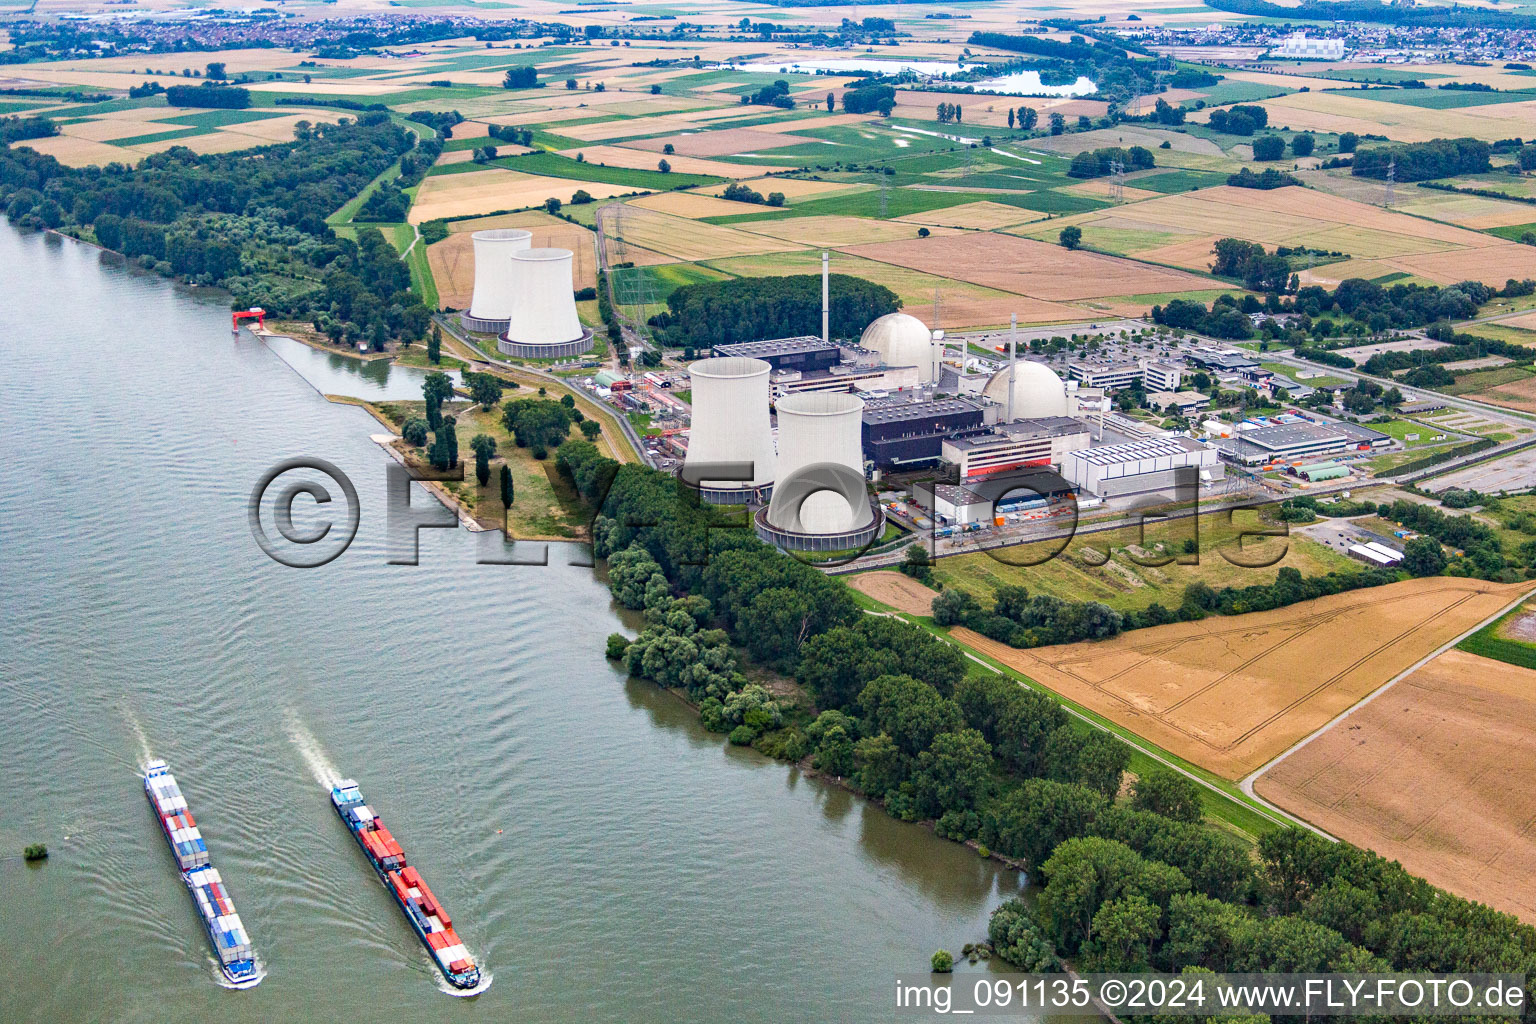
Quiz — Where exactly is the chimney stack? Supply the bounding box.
[821,251,829,346]
[1007,313,1018,423]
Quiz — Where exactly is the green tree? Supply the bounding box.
[1291,132,1316,157]
[984,778,1107,868]
[858,674,962,756]
[470,433,497,487]
[1059,225,1083,250]
[852,732,908,799]
[467,371,504,409]
[499,462,514,509]
[1087,894,1161,971]
[1252,135,1286,161]
[544,197,562,214]
[658,159,671,174]
[427,324,441,364]
[909,728,994,818]
[423,370,453,430]
[1131,769,1204,823]
[930,949,953,973]
[401,417,429,447]
[1401,536,1446,576]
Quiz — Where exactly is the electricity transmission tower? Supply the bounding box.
[1109,158,1126,202]
[879,174,890,218]
[1384,158,1396,208]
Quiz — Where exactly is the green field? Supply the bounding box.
[1488,222,1536,242]
[158,108,287,129]
[610,262,730,309]
[1459,604,1536,669]
[1444,365,1536,395]
[110,125,210,148]
[1132,169,1233,193]
[1345,86,1536,110]
[431,150,725,191]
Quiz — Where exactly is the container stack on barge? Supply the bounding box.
[330,779,483,991]
[143,760,261,989]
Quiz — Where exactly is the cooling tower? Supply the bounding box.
[683,357,776,503]
[497,248,593,359]
[758,392,882,552]
[463,228,531,333]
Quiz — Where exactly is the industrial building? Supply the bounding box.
[1143,361,1184,391]
[772,362,921,398]
[711,336,841,374]
[1348,541,1403,567]
[1211,421,1391,467]
[497,248,592,359]
[1292,460,1350,483]
[984,354,1070,420]
[1061,436,1223,498]
[861,397,986,470]
[1275,33,1346,60]
[463,228,531,334]
[758,392,883,551]
[683,356,776,503]
[1068,362,1144,390]
[1147,390,1211,416]
[942,417,1092,480]
[1188,349,1259,374]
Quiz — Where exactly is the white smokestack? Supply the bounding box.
[821,251,829,345]
[1007,313,1017,423]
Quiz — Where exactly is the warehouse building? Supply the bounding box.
[1292,460,1350,482]
[861,397,987,470]
[942,417,1093,480]
[930,484,993,526]
[1212,421,1391,466]
[1147,390,1211,416]
[1347,541,1403,567]
[712,337,842,374]
[1061,436,1223,498]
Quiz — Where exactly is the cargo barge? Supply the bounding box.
[143,760,261,989]
[330,779,483,991]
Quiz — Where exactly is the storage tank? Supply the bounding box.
[498,247,592,359]
[683,357,776,503]
[762,392,878,545]
[464,228,531,333]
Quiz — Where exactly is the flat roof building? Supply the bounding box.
[1211,421,1391,466]
[1348,543,1399,567]
[942,416,1092,480]
[712,337,840,373]
[1143,361,1184,391]
[1061,435,1222,498]
[861,397,987,470]
[1147,389,1211,415]
[1068,362,1143,390]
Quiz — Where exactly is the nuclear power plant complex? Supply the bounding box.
[462,229,592,359]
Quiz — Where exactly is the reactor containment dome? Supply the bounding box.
[684,357,776,504]
[463,228,532,334]
[757,392,883,552]
[985,360,1069,420]
[860,312,939,383]
[497,248,592,360]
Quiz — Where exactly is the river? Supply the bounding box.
[0,224,1027,1022]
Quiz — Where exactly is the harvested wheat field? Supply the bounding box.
[952,577,1530,779]
[428,212,597,309]
[627,191,768,219]
[408,169,634,223]
[848,571,939,616]
[1382,244,1536,288]
[608,207,802,262]
[1256,648,1536,922]
[837,232,1215,302]
[1478,375,1536,413]
[896,201,1046,230]
[745,215,960,246]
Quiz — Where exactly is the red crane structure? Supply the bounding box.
[231,308,266,333]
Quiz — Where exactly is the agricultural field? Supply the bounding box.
[952,577,1530,779]
[1255,648,1536,922]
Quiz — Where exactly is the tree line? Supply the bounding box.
[554,436,1536,996]
[647,273,899,348]
[0,113,434,346]
[1067,145,1155,179]
[1352,137,1490,182]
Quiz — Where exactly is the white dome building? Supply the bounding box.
[984,361,1069,420]
[860,312,938,382]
